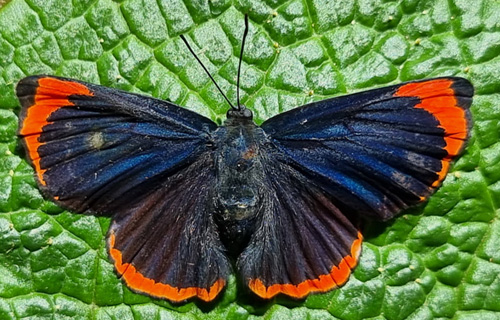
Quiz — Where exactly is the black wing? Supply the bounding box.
[17,75,218,213]
[109,156,230,301]
[17,75,230,301]
[261,77,473,220]
[239,77,472,299]
[238,160,362,299]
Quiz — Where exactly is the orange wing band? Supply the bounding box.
[394,79,469,187]
[19,77,93,185]
[248,231,363,299]
[109,233,225,302]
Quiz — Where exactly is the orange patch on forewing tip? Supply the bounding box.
[249,231,363,299]
[108,233,225,302]
[19,77,93,186]
[394,79,468,157]
[394,79,469,187]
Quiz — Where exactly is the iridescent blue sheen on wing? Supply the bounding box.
[262,77,473,220]
[38,110,207,212]
[17,75,216,213]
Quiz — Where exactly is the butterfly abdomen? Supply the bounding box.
[212,120,271,256]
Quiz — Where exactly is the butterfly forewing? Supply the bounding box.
[261,77,473,220]
[17,76,218,213]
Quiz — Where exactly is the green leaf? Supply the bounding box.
[0,0,499,319]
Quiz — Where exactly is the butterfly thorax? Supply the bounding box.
[213,108,269,255]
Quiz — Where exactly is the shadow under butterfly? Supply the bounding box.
[16,15,473,302]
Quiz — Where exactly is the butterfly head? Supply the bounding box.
[226,105,253,122]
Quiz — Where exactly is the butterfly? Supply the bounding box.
[16,18,473,302]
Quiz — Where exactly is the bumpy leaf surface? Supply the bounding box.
[0,0,499,319]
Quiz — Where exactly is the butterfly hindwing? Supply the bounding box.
[17,75,230,301]
[238,160,362,299]
[261,77,473,220]
[108,156,230,302]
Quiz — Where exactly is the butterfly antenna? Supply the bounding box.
[180,34,236,110]
[236,14,249,111]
